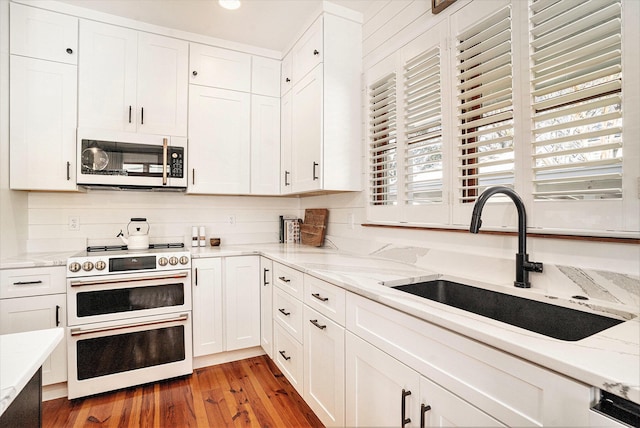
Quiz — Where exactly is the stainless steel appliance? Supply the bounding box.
[66,244,192,399]
[76,129,187,190]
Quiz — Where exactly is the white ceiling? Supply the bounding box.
[57,0,375,53]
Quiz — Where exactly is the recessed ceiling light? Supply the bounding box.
[219,0,241,10]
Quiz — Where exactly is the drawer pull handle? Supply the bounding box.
[55,305,61,327]
[263,268,270,286]
[13,280,43,285]
[311,293,328,302]
[278,350,291,361]
[278,276,291,283]
[401,389,412,427]
[420,403,432,428]
[278,308,291,316]
[310,319,326,330]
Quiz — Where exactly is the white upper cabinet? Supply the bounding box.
[292,17,323,83]
[281,14,362,195]
[280,92,293,194]
[251,56,280,97]
[280,53,293,96]
[78,20,188,137]
[189,43,251,92]
[251,95,281,195]
[187,85,251,194]
[9,4,78,191]
[10,2,78,65]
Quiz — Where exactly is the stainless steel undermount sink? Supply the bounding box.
[391,279,626,341]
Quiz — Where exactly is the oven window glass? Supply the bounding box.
[76,326,185,380]
[76,283,184,317]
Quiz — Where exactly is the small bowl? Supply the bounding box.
[210,238,221,247]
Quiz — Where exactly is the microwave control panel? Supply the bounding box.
[169,148,184,178]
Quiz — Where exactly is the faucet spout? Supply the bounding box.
[469,186,543,288]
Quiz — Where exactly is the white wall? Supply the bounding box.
[26,191,300,252]
[300,0,640,277]
[0,0,28,259]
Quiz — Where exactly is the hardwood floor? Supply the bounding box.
[42,356,324,427]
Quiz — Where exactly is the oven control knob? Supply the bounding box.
[69,262,81,273]
[82,261,94,271]
[179,256,189,265]
[95,260,106,271]
[158,257,168,266]
[169,256,178,266]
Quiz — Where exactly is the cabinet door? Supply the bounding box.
[281,52,293,96]
[252,56,280,97]
[187,86,251,194]
[280,91,293,194]
[304,306,345,427]
[251,95,280,195]
[192,258,223,356]
[225,256,260,351]
[420,376,505,427]
[292,16,323,82]
[346,332,420,427]
[10,2,78,64]
[291,64,323,193]
[189,43,251,92]
[78,20,137,132]
[0,294,67,385]
[260,257,274,358]
[137,32,188,136]
[10,56,77,191]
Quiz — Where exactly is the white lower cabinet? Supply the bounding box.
[0,266,67,386]
[260,257,273,358]
[273,321,303,394]
[191,256,259,356]
[304,306,345,427]
[192,258,223,356]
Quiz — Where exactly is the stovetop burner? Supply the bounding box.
[86,242,185,252]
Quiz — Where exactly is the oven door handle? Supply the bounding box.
[69,271,189,287]
[70,313,189,336]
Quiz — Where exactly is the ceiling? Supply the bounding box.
[57,0,375,53]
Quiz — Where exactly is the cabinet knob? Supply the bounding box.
[285,77,291,83]
[66,48,73,54]
[313,49,320,56]
[192,70,198,76]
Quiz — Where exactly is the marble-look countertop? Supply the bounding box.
[193,244,640,405]
[2,244,638,405]
[0,328,64,416]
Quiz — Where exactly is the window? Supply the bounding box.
[455,6,514,204]
[368,73,397,206]
[530,0,622,201]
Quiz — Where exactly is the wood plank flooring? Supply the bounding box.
[42,356,324,428]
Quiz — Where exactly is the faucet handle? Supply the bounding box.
[525,260,544,273]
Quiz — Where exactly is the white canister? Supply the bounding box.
[192,226,199,247]
[199,226,206,247]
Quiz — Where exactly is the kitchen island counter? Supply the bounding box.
[0,328,64,417]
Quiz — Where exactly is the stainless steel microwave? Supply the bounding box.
[76,129,187,190]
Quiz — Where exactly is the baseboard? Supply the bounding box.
[193,346,266,369]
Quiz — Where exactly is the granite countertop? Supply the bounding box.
[0,328,64,416]
[193,244,640,405]
[2,244,638,405]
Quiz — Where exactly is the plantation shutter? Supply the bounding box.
[455,6,514,203]
[369,73,398,206]
[530,0,622,200]
[404,47,443,205]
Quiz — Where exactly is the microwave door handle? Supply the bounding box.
[162,138,168,186]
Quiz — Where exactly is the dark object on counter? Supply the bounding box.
[210,238,221,247]
[469,186,543,288]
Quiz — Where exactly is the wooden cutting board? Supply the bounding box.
[300,209,328,247]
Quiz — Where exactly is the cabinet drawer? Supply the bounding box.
[1,267,66,299]
[274,322,303,395]
[273,286,304,343]
[304,275,346,325]
[273,262,304,300]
